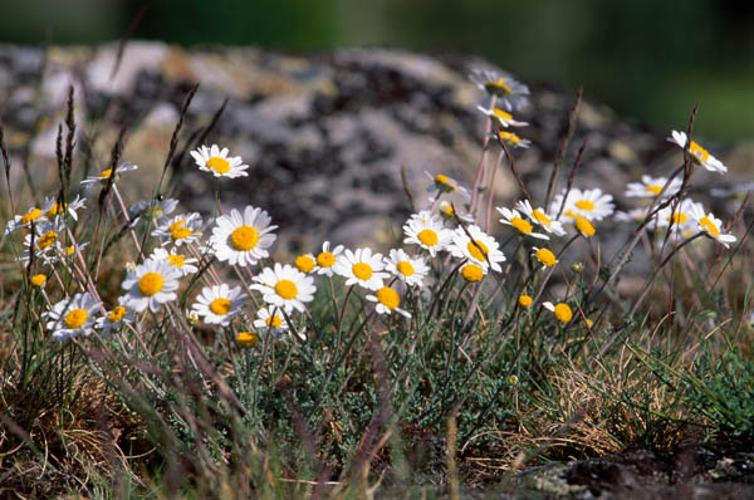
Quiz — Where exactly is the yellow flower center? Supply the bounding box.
[65,245,75,256]
[274,280,298,300]
[206,156,231,174]
[434,174,455,191]
[236,331,258,346]
[145,206,164,219]
[266,314,283,328]
[295,255,316,273]
[510,216,533,235]
[486,77,512,95]
[668,212,688,225]
[168,219,192,241]
[498,131,521,144]
[167,254,185,267]
[21,208,43,224]
[396,260,415,277]
[535,248,558,267]
[229,225,259,251]
[575,199,595,211]
[30,274,47,287]
[689,141,710,162]
[575,216,596,237]
[417,229,439,247]
[553,303,573,324]
[209,297,233,316]
[352,262,373,281]
[492,108,513,121]
[439,203,454,219]
[646,184,663,195]
[108,306,127,322]
[37,231,58,250]
[461,263,485,282]
[138,272,164,297]
[375,287,400,309]
[316,251,336,268]
[466,240,489,262]
[64,308,89,329]
[699,216,720,237]
[532,209,551,226]
[46,202,64,217]
[99,168,113,179]
[518,294,533,308]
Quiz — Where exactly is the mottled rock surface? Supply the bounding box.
[0,42,748,253]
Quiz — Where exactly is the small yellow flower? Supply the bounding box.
[544,302,573,324]
[507,374,519,386]
[584,318,594,328]
[518,294,533,308]
[30,274,47,287]
[533,247,558,268]
[294,254,316,273]
[575,216,596,238]
[236,331,258,347]
[460,263,485,282]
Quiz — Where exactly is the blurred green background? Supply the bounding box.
[2,0,753,141]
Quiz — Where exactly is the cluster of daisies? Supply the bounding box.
[4,67,738,341]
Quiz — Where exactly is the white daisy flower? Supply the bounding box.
[80,162,138,186]
[129,197,179,223]
[615,207,653,225]
[403,211,452,257]
[469,68,530,111]
[476,106,529,128]
[497,206,549,240]
[150,247,199,277]
[667,130,727,174]
[41,194,86,222]
[208,206,277,267]
[251,263,316,313]
[532,247,558,269]
[190,144,249,178]
[44,292,102,340]
[333,248,389,291]
[366,286,411,318]
[689,204,737,248]
[120,258,181,313]
[4,206,47,235]
[384,248,429,288]
[515,200,566,236]
[550,188,615,222]
[497,130,531,149]
[656,198,703,229]
[448,225,506,272]
[19,220,65,265]
[191,284,246,326]
[624,175,683,199]
[96,301,134,336]
[425,171,470,199]
[437,201,475,224]
[655,198,703,240]
[314,241,344,277]
[253,306,290,336]
[152,212,204,247]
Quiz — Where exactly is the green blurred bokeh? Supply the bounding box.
[2,0,753,141]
